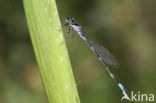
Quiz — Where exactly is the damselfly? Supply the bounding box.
[64,17,129,98]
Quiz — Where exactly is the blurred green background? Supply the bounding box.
[0,0,156,103]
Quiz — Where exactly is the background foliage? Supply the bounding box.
[0,0,156,103]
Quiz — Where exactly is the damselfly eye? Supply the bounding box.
[66,17,75,23]
[71,17,75,21]
[66,18,70,22]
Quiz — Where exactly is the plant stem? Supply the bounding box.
[23,0,80,103]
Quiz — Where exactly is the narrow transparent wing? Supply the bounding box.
[85,34,120,67]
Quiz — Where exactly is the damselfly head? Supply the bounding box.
[66,17,75,23]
